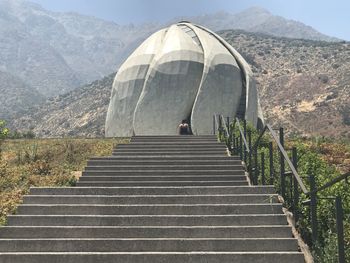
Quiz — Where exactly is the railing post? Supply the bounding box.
[243,119,247,164]
[213,115,216,135]
[335,196,345,263]
[226,117,230,134]
[248,130,252,175]
[292,147,300,223]
[232,120,236,154]
[269,142,274,185]
[261,152,265,185]
[232,132,236,154]
[226,117,231,149]
[254,146,258,185]
[279,127,286,199]
[309,175,318,248]
[239,133,243,161]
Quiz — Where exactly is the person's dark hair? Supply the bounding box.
[181,119,187,124]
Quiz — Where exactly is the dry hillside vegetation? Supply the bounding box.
[222,30,349,138]
[0,138,128,225]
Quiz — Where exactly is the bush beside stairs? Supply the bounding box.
[0,135,305,262]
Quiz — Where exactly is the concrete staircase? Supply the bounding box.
[0,135,305,262]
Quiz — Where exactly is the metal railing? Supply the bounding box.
[214,114,349,263]
[212,114,230,141]
[305,172,349,263]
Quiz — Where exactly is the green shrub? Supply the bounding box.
[0,120,9,159]
[226,120,350,261]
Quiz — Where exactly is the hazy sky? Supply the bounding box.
[30,0,350,40]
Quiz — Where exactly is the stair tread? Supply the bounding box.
[24,194,278,197]
[19,204,281,207]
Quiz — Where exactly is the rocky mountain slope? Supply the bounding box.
[0,0,81,97]
[0,0,155,110]
[177,7,339,42]
[221,30,349,138]
[11,74,114,137]
[10,31,350,138]
[0,0,156,88]
[0,71,44,120]
[0,0,342,120]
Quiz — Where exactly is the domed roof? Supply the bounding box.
[105,22,263,136]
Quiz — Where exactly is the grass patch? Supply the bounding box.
[0,138,129,225]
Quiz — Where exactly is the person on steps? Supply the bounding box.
[178,120,190,135]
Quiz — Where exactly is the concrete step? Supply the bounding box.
[113,149,227,153]
[7,214,288,226]
[124,142,224,146]
[130,140,219,143]
[131,136,217,140]
[129,139,219,142]
[115,147,227,151]
[117,143,226,148]
[129,141,220,144]
[79,175,247,182]
[130,139,218,141]
[130,135,217,141]
[113,148,227,152]
[117,143,226,147]
[0,238,299,252]
[29,186,276,195]
[111,152,228,156]
[81,170,245,176]
[16,204,283,215]
[22,194,278,205]
[89,156,241,161]
[87,160,242,166]
[129,140,220,144]
[75,181,249,187]
[111,152,229,156]
[117,151,230,154]
[0,252,306,263]
[131,134,216,139]
[84,165,243,171]
[0,226,292,238]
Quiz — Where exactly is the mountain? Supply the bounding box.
[0,71,44,120]
[176,7,340,42]
[221,30,349,138]
[0,0,343,122]
[9,31,350,139]
[0,0,156,103]
[0,2,340,90]
[0,1,81,97]
[10,74,114,137]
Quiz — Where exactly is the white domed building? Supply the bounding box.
[105,22,264,136]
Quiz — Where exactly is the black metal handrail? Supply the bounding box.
[266,124,308,194]
[215,114,348,262]
[212,114,219,136]
[235,117,250,154]
[310,171,350,195]
[233,117,308,194]
[219,115,229,138]
[306,173,348,263]
[213,114,230,140]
